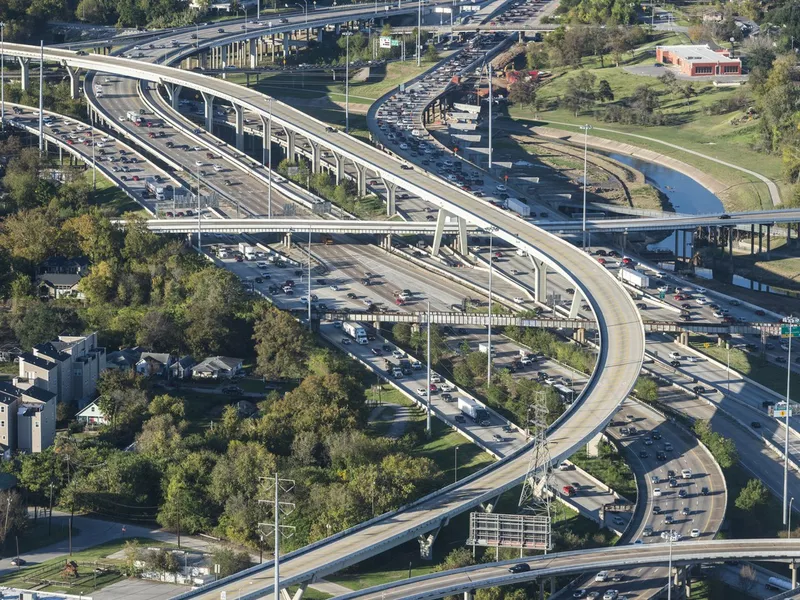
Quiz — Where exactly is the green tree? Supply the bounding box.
[735,478,769,511]
[597,79,614,102]
[149,394,186,419]
[435,547,475,572]
[425,43,439,62]
[509,80,536,106]
[635,376,658,402]
[136,414,184,458]
[252,302,311,380]
[210,546,251,578]
[561,70,596,116]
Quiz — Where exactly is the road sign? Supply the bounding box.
[774,402,794,418]
[659,291,666,299]
[379,36,392,48]
[391,39,400,47]
[782,325,800,337]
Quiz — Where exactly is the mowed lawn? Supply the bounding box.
[510,32,785,211]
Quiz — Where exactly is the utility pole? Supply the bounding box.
[580,124,592,250]
[259,474,295,600]
[485,226,497,385]
[48,483,54,536]
[307,230,312,329]
[417,0,422,67]
[343,31,353,133]
[488,61,493,170]
[1,22,5,131]
[268,97,273,219]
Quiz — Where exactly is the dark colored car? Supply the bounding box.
[508,563,530,574]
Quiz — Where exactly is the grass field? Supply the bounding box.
[509,32,785,211]
[88,174,147,216]
[688,335,800,401]
[0,537,176,595]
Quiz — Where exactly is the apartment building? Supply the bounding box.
[17,333,106,405]
[0,381,57,455]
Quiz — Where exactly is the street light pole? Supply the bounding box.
[91,122,96,190]
[579,124,592,250]
[343,31,353,133]
[417,0,422,67]
[38,40,43,156]
[487,228,496,386]
[667,530,674,600]
[454,446,459,483]
[488,61,493,170]
[268,97,273,219]
[307,230,312,329]
[790,497,795,539]
[1,23,5,131]
[426,299,432,437]
[784,317,798,526]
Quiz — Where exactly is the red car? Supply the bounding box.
[562,485,576,497]
[674,294,686,301]
[132,175,139,181]
[597,258,606,265]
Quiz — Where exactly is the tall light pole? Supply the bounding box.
[486,226,497,386]
[579,124,592,250]
[91,122,96,190]
[790,497,795,539]
[454,446,459,483]
[307,230,312,329]
[286,1,308,23]
[784,316,798,526]
[343,31,353,133]
[426,299,432,437]
[726,342,731,394]
[38,41,44,156]
[488,61,493,170]
[416,0,422,67]
[1,22,5,131]
[666,530,675,600]
[268,97,273,218]
[196,161,202,252]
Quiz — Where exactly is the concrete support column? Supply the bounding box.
[573,328,586,344]
[431,209,448,257]
[790,560,797,589]
[64,66,80,99]
[284,232,293,248]
[381,179,397,216]
[18,58,30,92]
[199,50,207,70]
[417,533,436,560]
[354,163,367,197]
[569,289,584,319]
[249,38,257,69]
[201,91,214,132]
[529,256,548,303]
[310,140,321,173]
[684,565,692,598]
[286,129,296,161]
[334,152,345,183]
[750,224,755,254]
[165,83,183,110]
[457,217,468,255]
[758,224,763,253]
[233,104,244,150]
[283,35,290,60]
[767,224,772,259]
[728,226,734,270]
[280,583,307,600]
[679,331,689,346]
[220,45,229,71]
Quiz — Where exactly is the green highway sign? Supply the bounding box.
[781,325,800,337]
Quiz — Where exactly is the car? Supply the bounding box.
[670,360,681,368]
[222,385,243,395]
[588,593,600,600]
[681,506,690,516]
[346,292,357,299]
[755,309,766,316]
[416,387,427,396]
[664,515,674,524]
[370,348,381,356]
[455,415,466,423]
[611,574,623,583]
[751,421,762,429]
[639,450,648,459]
[602,590,618,600]
[668,478,678,488]
[10,558,26,566]
[573,591,586,599]
[492,434,503,442]
[508,563,530,574]
[341,337,351,345]
[701,486,710,496]
[653,505,661,514]
[562,485,576,496]
[678,488,688,498]
[653,488,662,497]
[651,475,659,484]
[656,451,666,460]
[652,430,661,440]
[644,437,653,445]
[691,528,701,538]
[718,213,731,219]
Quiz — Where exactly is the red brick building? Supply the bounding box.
[655,45,742,77]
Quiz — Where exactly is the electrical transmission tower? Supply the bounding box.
[259,474,296,600]
[518,391,553,551]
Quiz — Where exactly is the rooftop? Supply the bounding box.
[658,44,741,64]
[19,352,58,371]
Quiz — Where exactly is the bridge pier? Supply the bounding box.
[431,209,448,257]
[573,327,586,344]
[528,256,548,303]
[586,432,603,456]
[249,38,257,69]
[233,104,244,150]
[684,565,692,597]
[64,65,80,99]
[280,583,307,600]
[286,128,296,162]
[480,494,501,513]
[767,224,772,259]
[417,529,439,561]
[457,217,468,256]
[679,331,689,346]
[791,559,797,589]
[380,233,393,251]
[164,83,183,110]
[569,288,584,319]
[355,163,367,197]
[310,140,321,173]
[220,44,229,72]
[381,178,397,216]
[333,152,345,184]
[18,58,30,92]
[463,591,474,600]
[283,232,293,248]
[201,91,214,132]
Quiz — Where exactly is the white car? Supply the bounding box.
[213,164,223,172]
[496,184,507,192]
[194,160,203,167]
[653,488,662,497]
[431,373,442,383]
[193,146,203,151]
[362,298,372,306]
[594,571,609,583]
[330,284,339,291]
[416,387,427,396]
[669,352,681,359]
[603,591,618,600]
[399,143,409,150]
[391,350,405,359]
[690,528,700,538]
[695,296,708,305]
[256,261,268,268]
[440,383,455,392]
[333,320,342,328]
[513,296,525,303]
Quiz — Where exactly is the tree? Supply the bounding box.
[11,302,80,350]
[735,478,769,511]
[508,80,536,106]
[0,208,62,264]
[435,547,474,572]
[252,302,311,380]
[64,211,121,263]
[425,43,439,62]
[96,369,148,431]
[210,546,251,578]
[137,414,184,458]
[658,70,677,89]
[597,79,614,102]
[0,491,26,545]
[562,71,596,116]
[136,309,182,353]
[392,323,412,346]
[635,376,658,402]
[149,395,186,419]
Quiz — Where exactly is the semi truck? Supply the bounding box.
[458,397,490,426]
[126,110,142,124]
[144,177,173,201]
[478,343,496,355]
[343,322,368,345]
[238,243,256,260]
[506,197,531,218]
[618,267,649,289]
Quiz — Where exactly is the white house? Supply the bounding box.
[76,401,108,426]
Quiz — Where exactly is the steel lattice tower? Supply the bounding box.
[518,391,553,550]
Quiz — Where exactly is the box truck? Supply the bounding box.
[618,267,649,289]
[478,343,496,355]
[506,197,531,218]
[144,177,173,201]
[343,322,368,345]
[458,397,490,425]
